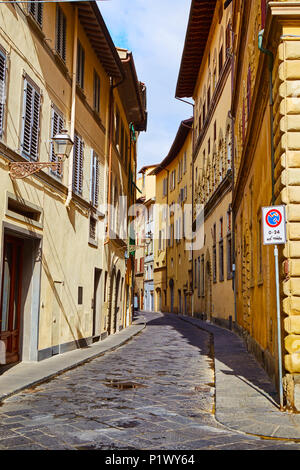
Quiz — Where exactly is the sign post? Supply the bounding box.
[262,205,286,410]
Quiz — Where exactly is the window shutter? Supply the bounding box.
[50,107,64,176]
[29,2,43,27]
[22,79,41,161]
[91,151,99,207]
[0,51,6,137]
[56,6,66,62]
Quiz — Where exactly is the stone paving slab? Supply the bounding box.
[0,318,145,403]
[178,315,300,440]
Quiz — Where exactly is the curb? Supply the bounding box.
[177,314,300,443]
[0,320,146,404]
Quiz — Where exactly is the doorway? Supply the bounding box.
[0,235,24,364]
[92,268,102,340]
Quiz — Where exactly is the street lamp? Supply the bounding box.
[9,129,73,179]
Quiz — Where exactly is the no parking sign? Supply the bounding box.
[262,205,286,245]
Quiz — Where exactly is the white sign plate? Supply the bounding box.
[262,205,286,245]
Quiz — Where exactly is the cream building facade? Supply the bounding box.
[0,1,146,365]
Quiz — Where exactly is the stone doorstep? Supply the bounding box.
[0,322,145,404]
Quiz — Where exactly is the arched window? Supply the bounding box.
[227,127,232,171]
[219,143,223,182]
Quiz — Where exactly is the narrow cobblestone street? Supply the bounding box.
[0,312,299,450]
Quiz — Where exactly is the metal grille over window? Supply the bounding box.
[29,1,43,27]
[50,107,64,177]
[56,5,66,62]
[0,51,6,138]
[21,79,41,161]
[73,134,83,195]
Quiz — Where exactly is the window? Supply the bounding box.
[120,121,125,160]
[0,49,6,138]
[202,102,206,124]
[163,177,168,197]
[56,5,66,62]
[78,286,83,305]
[208,138,211,155]
[247,66,251,118]
[93,71,100,113]
[207,87,211,110]
[213,68,217,91]
[50,106,64,177]
[21,78,41,161]
[227,234,233,279]
[258,217,263,281]
[125,134,129,169]
[214,121,217,141]
[73,133,83,195]
[219,218,224,281]
[115,107,120,148]
[90,151,99,207]
[219,46,223,76]
[201,256,205,296]
[76,40,85,89]
[183,152,187,174]
[219,240,224,281]
[261,0,267,29]
[170,170,176,191]
[29,1,43,27]
[89,216,97,241]
[213,223,217,283]
[227,209,231,233]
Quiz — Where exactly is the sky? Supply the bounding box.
[98,0,192,171]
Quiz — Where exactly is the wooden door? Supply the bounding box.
[0,235,23,364]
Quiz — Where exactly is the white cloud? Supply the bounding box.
[98,0,192,169]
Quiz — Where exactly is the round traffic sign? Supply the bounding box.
[265,209,282,228]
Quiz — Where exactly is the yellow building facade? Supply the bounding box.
[232,0,300,409]
[0,1,146,365]
[176,0,234,326]
[152,119,193,314]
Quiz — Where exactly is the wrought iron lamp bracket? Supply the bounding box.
[9,160,62,180]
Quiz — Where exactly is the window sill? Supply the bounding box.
[53,51,69,78]
[26,13,45,41]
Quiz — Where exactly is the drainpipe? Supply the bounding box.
[258,29,275,205]
[258,30,285,409]
[65,6,78,208]
[176,97,195,317]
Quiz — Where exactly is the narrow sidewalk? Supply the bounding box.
[179,315,300,440]
[0,316,146,403]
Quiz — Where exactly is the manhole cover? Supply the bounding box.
[104,380,145,390]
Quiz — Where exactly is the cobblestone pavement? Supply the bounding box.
[0,312,300,450]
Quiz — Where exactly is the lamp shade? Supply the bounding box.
[52,129,73,158]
